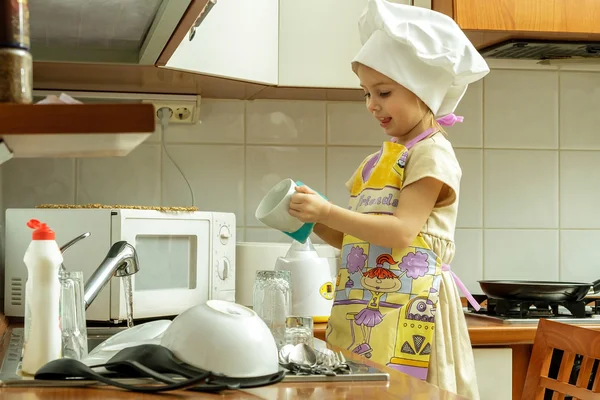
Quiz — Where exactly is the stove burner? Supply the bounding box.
[492,299,586,318]
[468,295,600,319]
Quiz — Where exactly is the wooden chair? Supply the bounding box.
[522,319,600,400]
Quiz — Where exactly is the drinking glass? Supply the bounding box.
[253,270,292,349]
[59,271,88,360]
[285,316,314,348]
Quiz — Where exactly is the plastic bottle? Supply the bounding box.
[21,219,63,375]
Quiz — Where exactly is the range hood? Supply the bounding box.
[478,40,600,64]
[436,0,600,63]
[28,0,193,65]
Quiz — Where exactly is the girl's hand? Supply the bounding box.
[289,185,332,223]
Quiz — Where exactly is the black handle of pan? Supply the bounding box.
[591,279,600,293]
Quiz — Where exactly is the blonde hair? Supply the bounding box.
[429,111,448,136]
[419,101,448,137]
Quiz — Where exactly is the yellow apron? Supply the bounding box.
[326,128,474,380]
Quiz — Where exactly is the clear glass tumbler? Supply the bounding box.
[285,316,314,348]
[253,270,292,349]
[59,271,88,360]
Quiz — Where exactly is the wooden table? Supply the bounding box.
[0,314,465,400]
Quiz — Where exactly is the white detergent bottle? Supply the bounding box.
[21,219,63,375]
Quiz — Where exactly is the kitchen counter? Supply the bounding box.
[6,312,597,399]
[0,314,464,400]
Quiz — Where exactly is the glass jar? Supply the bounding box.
[0,0,30,49]
[0,48,32,104]
[253,270,292,349]
[0,0,32,104]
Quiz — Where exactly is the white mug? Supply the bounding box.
[255,178,304,232]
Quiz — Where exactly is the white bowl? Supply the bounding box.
[82,320,171,368]
[160,300,279,378]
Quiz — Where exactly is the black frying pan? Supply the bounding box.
[478,279,600,302]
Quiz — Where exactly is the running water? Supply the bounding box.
[123,275,134,328]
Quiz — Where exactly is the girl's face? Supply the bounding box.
[356,64,428,140]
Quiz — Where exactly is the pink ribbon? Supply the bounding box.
[390,114,464,145]
[442,264,481,311]
[436,113,464,127]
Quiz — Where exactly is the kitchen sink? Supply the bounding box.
[86,326,129,352]
[0,326,129,385]
[0,326,390,386]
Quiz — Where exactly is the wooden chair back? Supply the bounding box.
[522,319,600,400]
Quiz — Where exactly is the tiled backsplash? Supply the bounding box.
[3,65,600,294]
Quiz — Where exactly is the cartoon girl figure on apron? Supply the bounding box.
[351,254,406,357]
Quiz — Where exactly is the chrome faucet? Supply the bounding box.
[82,241,140,310]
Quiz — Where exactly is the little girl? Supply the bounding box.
[288,1,489,398]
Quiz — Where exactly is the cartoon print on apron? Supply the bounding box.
[325,128,480,381]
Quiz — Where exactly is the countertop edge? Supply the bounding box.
[314,316,600,346]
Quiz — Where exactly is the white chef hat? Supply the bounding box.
[352,0,490,118]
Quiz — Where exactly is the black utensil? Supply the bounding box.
[102,344,284,389]
[34,358,220,393]
[100,344,233,392]
[103,359,229,393]
[102,344,210,379]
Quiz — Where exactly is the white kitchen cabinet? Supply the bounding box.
[278,0,430,89]
[163,0,431,88]
[278,0,367,89]
[278,0,432,88]
[278,0,432,89]
[473,348,512,400]
[165,0,279,85]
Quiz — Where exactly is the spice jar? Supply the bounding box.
[0,0,30,49]
[0,48,32,104]
[0,0,32,104]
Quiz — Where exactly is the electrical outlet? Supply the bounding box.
[174,107,191,121]
[143,98,201,124]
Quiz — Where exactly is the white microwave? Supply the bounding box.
[4,208,236,322]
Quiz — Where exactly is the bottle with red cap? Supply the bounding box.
[21,219,63,375]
